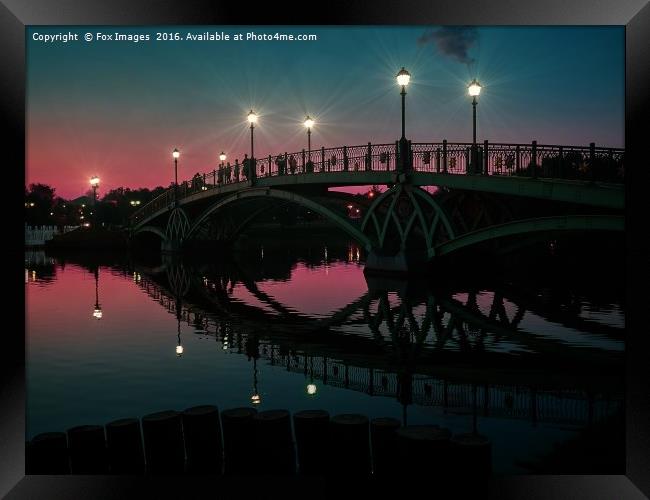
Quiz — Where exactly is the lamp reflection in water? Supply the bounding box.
[251,356,261,404]
[175,298,183,356]
[306,356,317,395]
[92,266,102,319]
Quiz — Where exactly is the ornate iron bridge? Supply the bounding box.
[129,263,623,426]
[129,141,624,272]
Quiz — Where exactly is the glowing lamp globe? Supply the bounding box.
[468,79,482,97]
[93,307,103,320]
[304,116,315,129]
[219,152,227,162]
[176,345,184,356]
[251,393,261,404]
[172,148,180,159]
[396,67,411,87]
[90,176,100,187]
[307,383,317,395]
[247,110,258,124]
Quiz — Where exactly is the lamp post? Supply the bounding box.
[92,266,102,320]
[468,79,482,174]
[304,115,314,162]
[172,148,180,200]
[247,111,258,184]
[396,67,411,173]
[90,176,100,205]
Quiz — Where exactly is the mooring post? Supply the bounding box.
[182,405,223,474]
[67,425,108,474]
[106,418,145,474]
[293,410,330,475]
[221,407,258,475]
[141,410,185,474]
[29,432,70,474]
[343,146,349,172]
[329,414,371,476]
[254,409,295,475]
[396,425,452,476]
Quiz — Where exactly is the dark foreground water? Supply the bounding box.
[25,237,625,474]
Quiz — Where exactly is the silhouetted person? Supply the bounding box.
[234,160,240,183]
[289,155,297,174]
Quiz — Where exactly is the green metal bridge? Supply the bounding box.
[129,140,624,272]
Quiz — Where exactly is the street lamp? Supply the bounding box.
[90,176,100,205]
[247,110,258,160]
[172,148,180,200]
[396,67,411,140]
[304,115,314,161]
[219,152,226,165]
[468,79,482,173]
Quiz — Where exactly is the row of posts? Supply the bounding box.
[26,405,491,480]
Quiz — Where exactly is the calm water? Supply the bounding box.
[25,240,625,474]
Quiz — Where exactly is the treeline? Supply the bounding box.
[25,183,168,227]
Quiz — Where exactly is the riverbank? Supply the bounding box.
[45,227,129,250]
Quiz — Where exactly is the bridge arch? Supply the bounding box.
[186,187,374,250]
[434,215,624,256]
[132,225,166,240]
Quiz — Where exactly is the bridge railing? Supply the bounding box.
[129,141,624,226]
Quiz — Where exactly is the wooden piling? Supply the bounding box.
[220,407,258,475]
[182,405,223,474]
[67,424,108,474]
[396,425,452,476]
[141,410,185,474]
[106,417,145,474]
[29,432,70,474]
[253,409,295,475]
[293,409,329,475]
[329,413,371,476]
[450,432,492,476]
[370,417,401,476]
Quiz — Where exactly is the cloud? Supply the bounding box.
[418,27,478,65]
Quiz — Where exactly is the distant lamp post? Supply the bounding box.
[304,115,315,161]
[92,267,102,320]
[219,152,227,165]
[468,79,482,173]
[90,176,100,205]
[172,148,180,200]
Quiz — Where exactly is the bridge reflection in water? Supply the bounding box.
[131,253,623,429]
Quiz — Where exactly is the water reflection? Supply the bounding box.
[25,244,625,473]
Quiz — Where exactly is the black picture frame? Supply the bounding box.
[5,1,649,498]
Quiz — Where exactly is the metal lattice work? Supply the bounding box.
[361,184,455,257]
[165,207,191,243]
